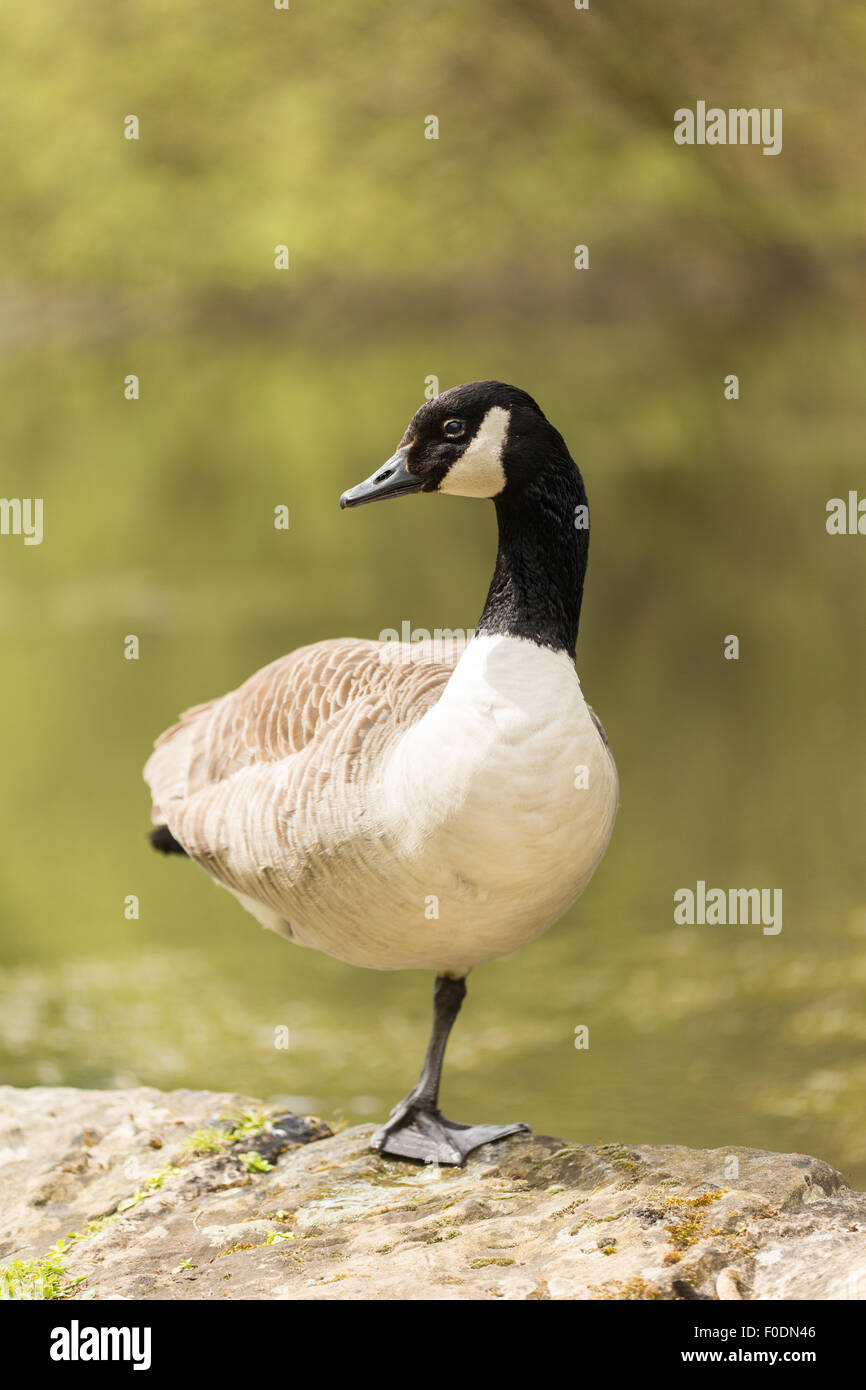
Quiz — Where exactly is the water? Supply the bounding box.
[1,324,864,1186]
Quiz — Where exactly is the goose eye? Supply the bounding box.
[442,420,464,438]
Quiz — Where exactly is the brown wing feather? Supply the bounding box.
[144,636,466,831]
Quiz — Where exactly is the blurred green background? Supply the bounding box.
[1,2,865,1181]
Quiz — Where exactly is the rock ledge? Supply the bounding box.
[1,1086,863,1300]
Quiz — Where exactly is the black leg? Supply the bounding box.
[370,974,530,1165]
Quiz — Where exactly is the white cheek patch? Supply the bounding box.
[438,406,509,498]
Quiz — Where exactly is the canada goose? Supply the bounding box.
[145,380,618,1165]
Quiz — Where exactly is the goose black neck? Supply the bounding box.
[476,464,589,657]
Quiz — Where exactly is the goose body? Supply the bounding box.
[146,632,617,975]
[145,380,619,1164]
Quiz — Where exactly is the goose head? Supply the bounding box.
[340,380,590,653]
[339,380,575,509]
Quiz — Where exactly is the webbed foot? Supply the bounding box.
[371,1101,529,1166]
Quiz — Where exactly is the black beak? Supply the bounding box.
[339,448,423,509]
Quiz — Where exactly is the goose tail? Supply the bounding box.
[148,825,188,857]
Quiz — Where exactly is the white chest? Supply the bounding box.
[365,635,618,970]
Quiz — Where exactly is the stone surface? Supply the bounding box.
[1,1086,864,1300]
